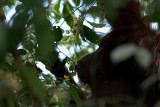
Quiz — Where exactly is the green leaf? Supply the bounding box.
[23,40,36,53]
[72,0,80,6]
[83,0,95,6]
[54,0,60,13]
[67,1,74,12]
[20,65,47,104]
[33,8,58,70]
[66,81,82,107]
[87,20,106,28]
[141,74,159,90]
[110,44,137,64]
[63,2,70,18]
[8,10,29,50]
[20,0,43,8]
[83,25,100,44]
[74,33,82,46]
[43,75,52,85]
[135,48,152,68]
[87,6,105,22]
[53,0,61,20]
[66,15,74,27]
[36,51,58,71]
[25,62,43,73]
[0,62,15,72]
[154,100,160,107]
[145,0,160,22]
[34,17,53,58]
[63,1,74,26]
[2,0,15,7]
[57,101,63,107]
[111,44,152,67]
[52,26,63,42]
[88,6,100,17]
[22,24,37,52]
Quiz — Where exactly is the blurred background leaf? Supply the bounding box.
[0,0,159,106]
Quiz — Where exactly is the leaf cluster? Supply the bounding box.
[0,0,159,106]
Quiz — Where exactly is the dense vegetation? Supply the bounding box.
[0,0,160,106]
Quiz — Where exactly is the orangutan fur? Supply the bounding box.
[76,0,160,106]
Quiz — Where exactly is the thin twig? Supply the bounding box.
[60,5,83,27]
[83,0,97,21]
[56,44,68,57]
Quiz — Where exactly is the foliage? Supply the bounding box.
[0,0,159,107]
